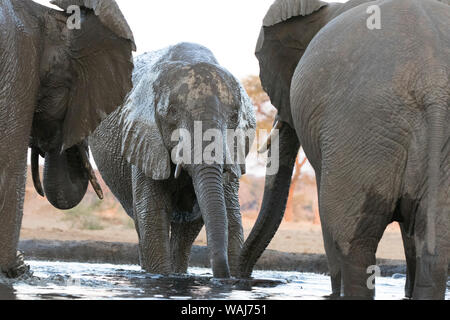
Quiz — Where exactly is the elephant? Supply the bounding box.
[90,42,256,278]
[0,0,135,277]
[239,0,449,299]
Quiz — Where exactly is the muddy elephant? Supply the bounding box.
[0,0,135,277]
[239,0,449,299]
[90,42,256,278]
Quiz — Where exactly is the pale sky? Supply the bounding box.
[31,0,347,175]
[34,0,347,79]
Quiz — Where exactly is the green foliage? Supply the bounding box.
[63,195,136,231]
[124,216,135,230]
[64,200,105,231]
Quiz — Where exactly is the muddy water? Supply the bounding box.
[2,261,449,300]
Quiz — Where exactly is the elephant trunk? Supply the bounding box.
[192,164,231,279]
[43,146,89,210]
[239,123,300,278]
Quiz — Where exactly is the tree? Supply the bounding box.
[313,200,320,225]
[242,75,310,222]
[241,75,274,131]
[241,75,270,112]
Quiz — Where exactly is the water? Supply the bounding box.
[1,261,448,300]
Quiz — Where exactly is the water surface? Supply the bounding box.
[2,261,448,300]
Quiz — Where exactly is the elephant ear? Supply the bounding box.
[262,0,328,27]
[256,0,327,123]
[115,51,172,181]
[51,0,136,151]
[229,81,257,177]
[51,0,136,49]
[237,81,257,133]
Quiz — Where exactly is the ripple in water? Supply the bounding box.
[0,261,448,300]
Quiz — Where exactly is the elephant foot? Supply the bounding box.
[210,278,240,286]
[1,252,31,279]
[323,293,341,300]
[141,263,172,277]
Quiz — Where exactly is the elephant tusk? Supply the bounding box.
[31,148,45,197]
[173,140,184,179]
[174,163,182,179]
[77,145,104,200]
[258,121,283,154]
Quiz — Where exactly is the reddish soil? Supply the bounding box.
[21,167,405,261]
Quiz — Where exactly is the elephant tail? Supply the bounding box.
[423,89,447,256]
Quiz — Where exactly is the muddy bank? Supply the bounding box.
[18,240,408,277]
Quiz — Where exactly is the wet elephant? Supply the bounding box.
[0,0,135,276]
[90,43,256,278]
[239,0,449,299]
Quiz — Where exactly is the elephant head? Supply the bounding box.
[29,0,135,210]
[112,43,256,278]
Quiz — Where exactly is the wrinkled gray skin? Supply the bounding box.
[90,43,256,278]
[0,0,134,277]
[240,0,449,299]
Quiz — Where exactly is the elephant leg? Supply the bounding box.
[0,114,33,277]
[224,180,244,278]
[400,222,416,299]
[170,212,204,274]
[321,225,342,298]
[319,175,392,299]
[413,248,448,299]
[132,167,172,275]
[338,229,386,300]
[0,156,29,277]
[0,23,39,277]
[316,173,341,298]
[412,204,448,300]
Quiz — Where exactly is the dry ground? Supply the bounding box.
[21,168,405,261]
[21,197,405,261]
